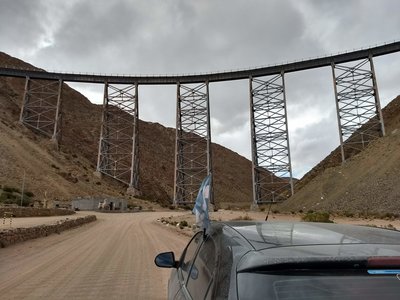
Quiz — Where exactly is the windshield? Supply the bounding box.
[237,271,400,300]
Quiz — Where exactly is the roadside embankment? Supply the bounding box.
[0,215,96,248]
[0,207,75,217]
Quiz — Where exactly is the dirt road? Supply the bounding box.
[0,211,190,299]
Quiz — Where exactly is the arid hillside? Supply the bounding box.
[279,95,400,215]
[0,52,253,207]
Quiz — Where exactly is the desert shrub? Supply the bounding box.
[182,205,192,211]
[0,193,8,201]
[302,212,333,223]
[364,224,378,228]
[385,224,396,230]
[3,186,20,193]
[24,191,34,197]
[0,191,16,200]
[231,214,253,221]
[20,196,32,207]
[382,213,399,220]
[344,211,354,218]
[58,172,78,183]
[0,194,31,206]
[180,220,188,227]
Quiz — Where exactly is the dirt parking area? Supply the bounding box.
[0,211,189,299]
[158,209,400,236]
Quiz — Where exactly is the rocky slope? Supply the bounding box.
[279,95,400,215]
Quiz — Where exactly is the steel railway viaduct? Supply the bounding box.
[1,41,399,205]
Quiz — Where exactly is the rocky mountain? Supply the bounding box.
[279,95,400,215]
[0,52,253,207]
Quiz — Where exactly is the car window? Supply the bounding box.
[179,232,203,283]
[237,272,400,300]
[186,236,216,299]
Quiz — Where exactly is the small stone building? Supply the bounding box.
[71,197,127,211]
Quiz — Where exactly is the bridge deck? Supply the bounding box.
[0,41,399,84]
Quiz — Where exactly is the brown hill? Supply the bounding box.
[0,52,253,207]
[278,95,400,215]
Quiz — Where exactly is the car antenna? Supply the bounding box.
[265,202,273,221]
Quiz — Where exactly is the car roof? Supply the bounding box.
[221,221,400,249]
[216,221,400,272]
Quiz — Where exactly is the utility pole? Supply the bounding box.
[20,170,26,206]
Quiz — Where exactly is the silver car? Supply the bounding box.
[155,221,400,299]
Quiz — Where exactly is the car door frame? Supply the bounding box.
[170,231,205,299]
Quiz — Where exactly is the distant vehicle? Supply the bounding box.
[155,221,400,299]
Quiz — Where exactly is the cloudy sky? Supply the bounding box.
[1,0,399,178]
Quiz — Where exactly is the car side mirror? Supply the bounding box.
[154,251,177,268]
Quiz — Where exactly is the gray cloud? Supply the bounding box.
[0,0,48,58]
[289,109,339,178]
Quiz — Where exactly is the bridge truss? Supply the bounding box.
[6,41,400,206]
[96,83,140,194]
[174,82,213,205]
[249,74,293,204]
[332,56,385,162]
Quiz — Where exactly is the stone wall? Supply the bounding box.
[0,215,96,248]
[0,207,75,217]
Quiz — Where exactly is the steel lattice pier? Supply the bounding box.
[332,56,385,162]
[20,77,63,147]
[174,82,213,205]
[249,74,294,204]
[96,83,139,193]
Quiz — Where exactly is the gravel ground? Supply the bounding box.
[0,211,189,299]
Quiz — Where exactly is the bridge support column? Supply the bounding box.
[96,82,140,194]
[174,82,213,206]
[20,77,63,148]
[249,73,294,205]
[331,56,385,162]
